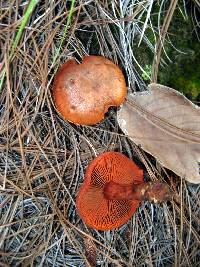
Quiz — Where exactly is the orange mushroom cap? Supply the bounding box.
[52,56,127,125]
[76,151,143,230]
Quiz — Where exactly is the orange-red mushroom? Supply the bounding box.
[52,56,127,125]
[76,152,172,230]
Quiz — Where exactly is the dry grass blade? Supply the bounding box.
[0,1,199,266]
[151,0,178,83]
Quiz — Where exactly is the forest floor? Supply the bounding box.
[0,1,200,266]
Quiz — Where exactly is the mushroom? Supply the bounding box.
[76,151,172,230]
[52,56,127,125]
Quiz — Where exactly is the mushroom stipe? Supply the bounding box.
[76,152,172,230]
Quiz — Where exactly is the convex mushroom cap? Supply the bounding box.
[53,56,127,125]
[76,151,144,230]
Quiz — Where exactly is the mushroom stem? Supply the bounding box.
[104,181,172,203]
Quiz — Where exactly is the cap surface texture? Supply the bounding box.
[53,56,127,125]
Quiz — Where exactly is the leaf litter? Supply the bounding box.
[0,1,200,266]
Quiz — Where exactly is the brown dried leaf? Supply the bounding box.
[117,83,200,184]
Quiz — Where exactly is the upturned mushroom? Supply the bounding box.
[76,151,172,230]
[52,56,127,125]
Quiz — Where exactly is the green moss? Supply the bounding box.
[133,2,200,100]
[157,6,200,100]
[158,40,200,99]
[174,76,200,99]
